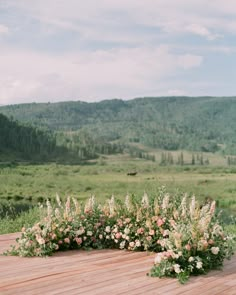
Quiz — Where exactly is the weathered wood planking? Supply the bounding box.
[0,233,235,295]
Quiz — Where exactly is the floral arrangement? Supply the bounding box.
[5,187,235,283]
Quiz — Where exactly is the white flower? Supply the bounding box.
[119,240,126,249]
[105,226,111,233]
[87,231,93,236]
[135,240,141,247]
[124,228,130,235]
[196,261,203,269]
[106,235,110,240]
[154,254,162,264]
[129,241,135,248]
[211,247,220,255]
[174,264,181,274]
[99,234,103,239]
[188,257,194,262]
[76,228,85,235]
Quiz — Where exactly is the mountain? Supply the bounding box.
[1,96,236,154]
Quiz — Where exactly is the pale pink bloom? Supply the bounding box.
[185,244,191,251]
[137,228,144,235]
[149,229,155,236]
[58,240,63,244]
[154,253,162,264]
[146,236,152,241]
[37,237,45,245]
[115,232,122,239]
[75,237,82,245]
[64,238,70,244]
[55,244,59,250]
[163,230,169,237]
[157,218,164,227]
[51,233,57,240]
[125,218,131,223]
[208,239,214,245]
[21,227,26,232]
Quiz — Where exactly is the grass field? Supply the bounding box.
[1,153,236,211]
[0,152,236,234]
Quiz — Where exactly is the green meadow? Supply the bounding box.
[1,151,236,234]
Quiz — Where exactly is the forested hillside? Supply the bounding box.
[0,114,59,160]
[1,96,236,154]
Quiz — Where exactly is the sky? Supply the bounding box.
[0,0,236,105]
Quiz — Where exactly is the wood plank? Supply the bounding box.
[0,233,235,295]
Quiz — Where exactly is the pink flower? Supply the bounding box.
[75,237,82,245]
[146,236,152,241]
[64,238,70,244]
[185,244,191,251]
[157,218,164,227]
[208,239,214,245]
[115,232,122,239]
[137,227,144,234]
[149,229,155,236]
[58,240,63,245]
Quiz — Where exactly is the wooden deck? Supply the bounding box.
[0,233,235,295]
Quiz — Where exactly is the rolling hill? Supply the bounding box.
[1,96,236,154]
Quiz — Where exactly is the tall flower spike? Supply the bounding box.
[154,198,160,215]
[56,193,62,208]
[142,192,149,208]
[65,196,71,216]
[180,194,187,218]
[162,194,169,212]
[46,199,52,218]
[189,196,196,220]
[125,194,132,212]
[109,195,115,215]
[72,197,80,215]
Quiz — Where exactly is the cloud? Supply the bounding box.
[0,24,9,35]
[8,0,236,41]
[0,46,203,104]
[167,89,187,96]
[185,24,220,40]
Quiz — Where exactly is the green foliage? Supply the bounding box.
[1,97,236,153]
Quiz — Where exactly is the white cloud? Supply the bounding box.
[9,0,236,40]
[0,46,203,104]
[0,24,9,35]
[167,89,186,96]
